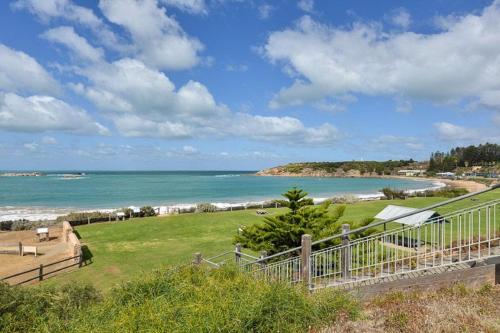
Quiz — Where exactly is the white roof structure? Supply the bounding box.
[375,205,439,226]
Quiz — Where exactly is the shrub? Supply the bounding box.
[415,187,468,198]
[381,187,406,200]
[122,208,134,217]
[0,266,359,333]
[196,203,217,213]
[0,282,100,333]
[57,212,115,226]
[140,206,156,217]
[331,194,359,204]
[1,219,59,231]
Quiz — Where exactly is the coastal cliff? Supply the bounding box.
[256,166,381,178]
[256,161,421,178]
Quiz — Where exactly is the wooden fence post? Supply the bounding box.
[79,253,83,268]
[301,234,312,287]
[341,224,351,280]
[39,264,43,281]
[18,242,23,256]
[235,244,242,265]
[193,252,202,265]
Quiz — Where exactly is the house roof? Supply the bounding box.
[375,205,438,226]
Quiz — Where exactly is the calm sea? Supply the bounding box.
[0,171,437,209]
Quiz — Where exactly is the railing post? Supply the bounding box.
[235,244,242,265]
[193,252,202,265]
[259,250,267,268]
[341,224,351,280]
[301,234,311,286]
[39,264,43,281]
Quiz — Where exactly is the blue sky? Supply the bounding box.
[0,0,499,170]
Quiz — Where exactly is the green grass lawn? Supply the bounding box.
[47,189,499,290]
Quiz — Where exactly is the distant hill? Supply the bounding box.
[256,160,424,177]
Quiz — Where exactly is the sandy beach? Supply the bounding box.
[395,176,488,192]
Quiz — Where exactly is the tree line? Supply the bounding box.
[428,143,500,172]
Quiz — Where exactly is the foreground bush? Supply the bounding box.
[0,283,101,333]
[0,266,359,333]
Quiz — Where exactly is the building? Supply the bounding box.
[436,172,455,178]
[397,169,426,177]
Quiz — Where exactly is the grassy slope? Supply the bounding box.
[48,189,499,290]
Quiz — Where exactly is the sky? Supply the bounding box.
[0,0,499,170]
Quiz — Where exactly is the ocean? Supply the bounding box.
[0,171,439,221]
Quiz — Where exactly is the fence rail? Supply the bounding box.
[193,185,500,291]
[0,254,83,286]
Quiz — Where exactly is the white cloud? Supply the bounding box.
[297,0,313,13]
[225,64,248,72]
[493,112,500,127]
[13,0,125,52]
[0,92,109,135]
[389,8,411,29]
[23,142,39,151]
[230,114,342,145]
[41,136,58,145]
[161,0,207,14]
[433,122,480,141]
[264,2,500,109]
[0,44,59,95]
[41,26,104,62]
[258,3,274,20]
[182,145,198,153]
[395,99,412,113]
[69,54,340,144]
[371,135,423,150]
[99,0,204,70]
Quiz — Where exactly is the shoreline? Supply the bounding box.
[0,178,447,222]
[390,176,488,192]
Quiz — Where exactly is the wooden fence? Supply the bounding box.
[0,254,83,286]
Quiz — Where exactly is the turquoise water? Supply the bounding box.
[0,171,437,209]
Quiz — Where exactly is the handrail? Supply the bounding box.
[248,184,499,264]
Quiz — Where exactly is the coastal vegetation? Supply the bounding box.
[428,143,500,172]
[0,265,359,333]
[380,186,469,200]
[259,160,418,176]
[2,267,498,332]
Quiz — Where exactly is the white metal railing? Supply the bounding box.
[193,185,500,290]
[309,199,499,289]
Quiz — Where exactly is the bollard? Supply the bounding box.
[301,234,312,286]
[193,252,202,265]
[341,224,351,280]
